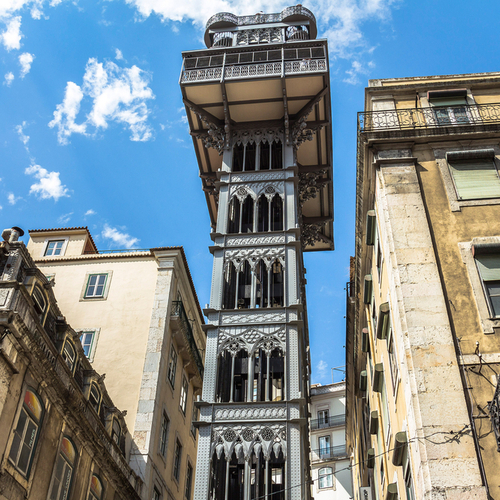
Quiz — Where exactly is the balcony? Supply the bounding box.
[181,44,327,84]
[310,414,346,430]
[311,445,348,463]
[171,301,204,379]
[358,102,500,139]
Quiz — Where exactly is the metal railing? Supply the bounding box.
[171,301,204,378]
[310,414,346,430]
[311,445,348,462]
[181,45,327,84]
[358,103,500,133]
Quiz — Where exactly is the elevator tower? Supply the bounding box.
[180,7,333,499]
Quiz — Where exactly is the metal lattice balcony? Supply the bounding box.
[310,414,346,430]
[171,301,204,379]
[311,445,348,463]
[358,103,500,133]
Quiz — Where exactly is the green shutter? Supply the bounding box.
[449,160,500,200]
[476,255,500,281]
[429,97,467,107]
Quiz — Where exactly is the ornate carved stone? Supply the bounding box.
[298,170,328,204]
[224,247,285,271]
[232,128,282,147]
[301,222,326,248]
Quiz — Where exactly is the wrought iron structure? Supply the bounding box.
[311,445,348,463]
[358,102,500,133]
[488,376,500,451]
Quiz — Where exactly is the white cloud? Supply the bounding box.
[19,52,33,77]
[25,163,69,201]
[15,122,30,144]
[115,48,124,60]
[49,58,155,144]
[343,59,375,85]
[1,16,22,51]
[84,209,96,216]
[102,224,139,249]
[317,359,328,375]
[57,212,73,224]
[125,0,397,58]
[8,192,21,205]
[4,72,14,86]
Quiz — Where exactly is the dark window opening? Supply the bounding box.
[241,196,254,233]
[223,263,237,310]
[233,144,245,172]
[255,260,269,309]
[258,195,269,232]
[270,195,283,231]
[228,197,241,234]
[237,261,252,309]
[260,142,271,170]
[271,261,284,307]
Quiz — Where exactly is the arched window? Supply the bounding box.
[257,195,269,232]
[89,384,101,414]
[111,419,121,446]
[48,436,77,500]
[237,261,252,309]
[32,285,47,321]
[232,143,257,171]
[259,139,283,170]
[255,260,269,309]
[318,467,333,489]
[62,339,76,373]
[241,196,254,233]
[88,474,104,500]
[8,388,44,477]
[249,347,284,402]
[222,263,237,310]
[270,261,284,307]
[227,197,241,234]
[270,195,283,231]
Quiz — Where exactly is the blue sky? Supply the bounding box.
[2,0,500,385]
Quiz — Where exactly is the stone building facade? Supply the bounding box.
[0,227,141,500]
[309,382,352,500]
[347,72,500,499]
[26,226,206,500]
[180,6,334,500]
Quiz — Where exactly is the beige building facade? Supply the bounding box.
[347,72,500,500]
[0,227,141,500]
[309,382,352,500]
[26,226,206,500]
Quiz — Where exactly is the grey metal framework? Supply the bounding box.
[180,6,333,500]
[488,376,500,451]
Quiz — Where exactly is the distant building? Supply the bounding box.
[347,72,500,499]
[26,226,206,500]
[309,382,352,500]
[179,5,334,500]
[0,226,141,500]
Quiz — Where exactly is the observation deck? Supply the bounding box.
[180,6,334,251]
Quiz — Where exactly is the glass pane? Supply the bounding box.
[61,463,73,500]
[489,294,500,317]
[9,433,22,463]
[97,275,106,286]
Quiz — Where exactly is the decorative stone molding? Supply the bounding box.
[214,404,287,421]
[225,234,286,247]
[217,325,286,353]
[232,128,282,147]
[211,423,287,460]
[224,246,285,271]
[229,181,284,201]
[221,310,286,325]
[230,171,286,183]
[298,170,328,204]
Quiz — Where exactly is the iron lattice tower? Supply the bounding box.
[180,7,333,499]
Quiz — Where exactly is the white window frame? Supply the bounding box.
[167,344,178,388]
[43,237,69,257]
[80,271,113,301]
[180,376,188,415]
[78,328,100,362]
[317,466,333,489]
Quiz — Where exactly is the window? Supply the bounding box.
[428,89,469,126]
[111,419,121,446]
[404,457,415,500]
[80,331,95,358]
[62,340,76,373]
[318,467,333,489]
[85,274,107,298]
[32,286,47,321]
[153,487,161,500]
[159,413,169,457]
[318,436,330,457]
[45,240,65,256]
[167,345,177,387]
[88,474,103,500]
[387,328,399,393]
[318,409,329,427]
[48,437,77,500]
[9,389,44,476]
[173,439,182,481]
[185,463,193,499]
[89,384,101,414]
[448,158,500,200]
[180,377,188,414]
[476,254,500,317]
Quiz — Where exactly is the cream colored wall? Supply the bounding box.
[34,256,158,432]
[28,231,89,258]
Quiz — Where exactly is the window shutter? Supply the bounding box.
[429,97,467,107]
[449,160,500,199]
[476,255,500,281]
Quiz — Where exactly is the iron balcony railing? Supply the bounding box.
[358,102,500,133]
[171,301,204,379]
[310,414,346,430]
[311,445,348,462]
[181,44,327,84]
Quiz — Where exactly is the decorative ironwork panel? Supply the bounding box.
[488,376,500,451]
